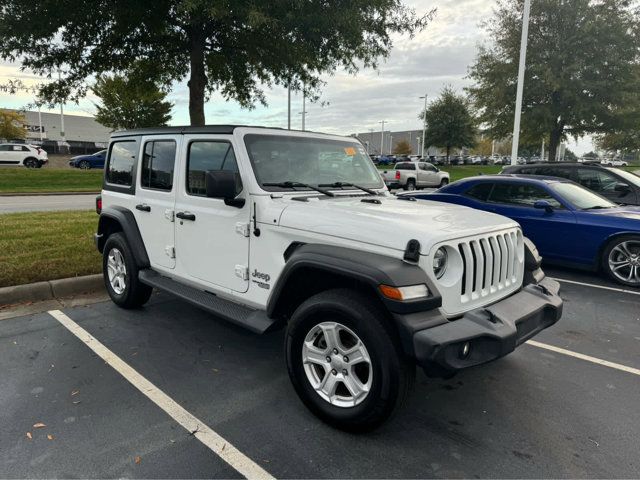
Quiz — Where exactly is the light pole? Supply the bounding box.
[510,0,531,165]
[301,84,306,131]
[419,94,428,158]
[287,83,291,130]
[541,138,545,161]
[378,120,386,156]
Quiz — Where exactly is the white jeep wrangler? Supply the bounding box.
[95,126,562,431]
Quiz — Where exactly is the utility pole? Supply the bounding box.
[491,139,496,158]
[389,135,393,155]
[38,104,43,142]
[419,94,428,158]
[510,0,531,166]
[58,70,66,153]
[301,84,306,131]
[541,138,545,161]
[287,84,291,130]
[378,120,386,156]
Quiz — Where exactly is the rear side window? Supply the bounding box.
[141,140,176,191]
[488,183,563,208]
[106,141,138,187]
[187,141,239,196]
[395,163,415,170]
[465,182,493,201]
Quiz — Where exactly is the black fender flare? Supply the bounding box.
[96,206,150,268]
[266,244,442,318]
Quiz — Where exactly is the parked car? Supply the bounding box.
[381,161,450,190]
[0,143,48,168]
[601,159,629,167]
[69,149,107,169]
[470,156,483,165]
[95,126,562,430]
[403,175,640,287]
[501,162,640,206]
[377,155,393,166]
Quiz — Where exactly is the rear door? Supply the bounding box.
[134,135,180,270]
[0,145,16,165]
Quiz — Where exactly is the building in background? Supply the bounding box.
[353,129,442,157]
[10,110,111,154]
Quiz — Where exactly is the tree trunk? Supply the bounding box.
[548,121,564,162]
[188,27,206,126]
[446,145,450,163]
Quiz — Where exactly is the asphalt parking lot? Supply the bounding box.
[1,267,639,478]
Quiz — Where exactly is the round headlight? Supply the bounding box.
[433,247,448,279]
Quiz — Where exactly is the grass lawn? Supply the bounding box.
[377,164,502,181]
[0,168,102,194]
[0,210,101,287]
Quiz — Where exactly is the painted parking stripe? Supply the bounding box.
[551,277,640,296]
[48,309,274,480]
[526,340,640,376]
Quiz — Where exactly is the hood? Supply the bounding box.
[277,195,519,255]
[587,205,640,222]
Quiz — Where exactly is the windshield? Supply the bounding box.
[610,168,640,187]
[550,182,616,210]
[244,134,383,191]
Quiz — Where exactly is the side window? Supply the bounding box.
[465,183,493,201]
[418,164,427,171]
[577,169,617,193]
[21,146,31,152]
[141,140,176,191]
[488,183,562,208]
[106,141,138,186]
[187,141,240,196]
[0,145,10,151]
[12,145,22,151]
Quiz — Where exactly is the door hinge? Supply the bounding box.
[165,209,175,222]
[235,222,250,237]
[165,246,176,259]
[235,265,249,280]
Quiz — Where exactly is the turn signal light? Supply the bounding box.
[379,284,429,301]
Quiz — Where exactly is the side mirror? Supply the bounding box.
[205,170,245,208]
[534,199,554,213]
[614,182,630,192]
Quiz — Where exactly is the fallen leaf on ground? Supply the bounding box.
[135,456,141,465]
[212,368,219,373]
[26,432,32,440]
[71,390,79,396]
[47,434,54,440]
[73,400,82,405]
[33,423,46,429]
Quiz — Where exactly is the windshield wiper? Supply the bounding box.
[318,182,380,196]
[263,181,335,197]
[583,205,611,210]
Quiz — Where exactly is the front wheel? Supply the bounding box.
[79,160,91,169]
[602,235,640,287]
[285,289,414,432]
[439,178,449,187]
[102,233,153,308]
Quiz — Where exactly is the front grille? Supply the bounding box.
[458,230,520,303]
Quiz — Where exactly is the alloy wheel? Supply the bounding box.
[608,240,640,285]
[302,321,373,408]
[107,247,127,294]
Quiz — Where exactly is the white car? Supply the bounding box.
[95,126,562,431]
[0,143,48,168]
[601,159,628,167]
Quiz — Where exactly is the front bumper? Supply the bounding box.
[412,277,562,375]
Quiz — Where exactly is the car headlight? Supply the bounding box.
[433,247,447,279]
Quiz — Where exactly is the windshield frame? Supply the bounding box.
[607,168,640,188]
[243,133,385,193]
[549,180,617,210]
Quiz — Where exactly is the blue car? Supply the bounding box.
[69,149,107,169]
[403,175,640,287]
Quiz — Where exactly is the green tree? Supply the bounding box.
[393,139,412,155]
[93,74,173,130]
[0,109,26,140]
[420,86,477,161]
[0,1,433,126]
[468,0,640,162]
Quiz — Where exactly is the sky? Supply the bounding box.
[0,0,593,154]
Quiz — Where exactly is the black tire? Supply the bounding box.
[403,179,416,191]
[102,233,153,308]
[439,178,449,187]
[23,157,38,168]
[285,288,414,432]
[601,234,640,288]
[79,160,91,169]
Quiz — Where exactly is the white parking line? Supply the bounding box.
[526,340,640,376]
[48,309,274,480]
[551,277,640,296]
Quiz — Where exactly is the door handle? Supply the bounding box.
[136,203,151,212]
[176,211,196,221]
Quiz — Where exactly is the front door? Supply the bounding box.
[174,136,250,293]
[134,135,180,270]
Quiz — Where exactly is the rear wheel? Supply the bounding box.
[404,179,416,191]
[79,160,91,169]
[102,233,153,308]
[23,157,38,168]
[286,289,414,431]
[439,178,449,187]
[602,235,640,287]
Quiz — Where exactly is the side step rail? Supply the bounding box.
[138,270,276,334]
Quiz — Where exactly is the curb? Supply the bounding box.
[0,274,104,307]
[0,192,100,197]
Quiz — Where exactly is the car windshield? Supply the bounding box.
[610,168,640,187]
[244,134,383,190]
[550,182,616,210]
